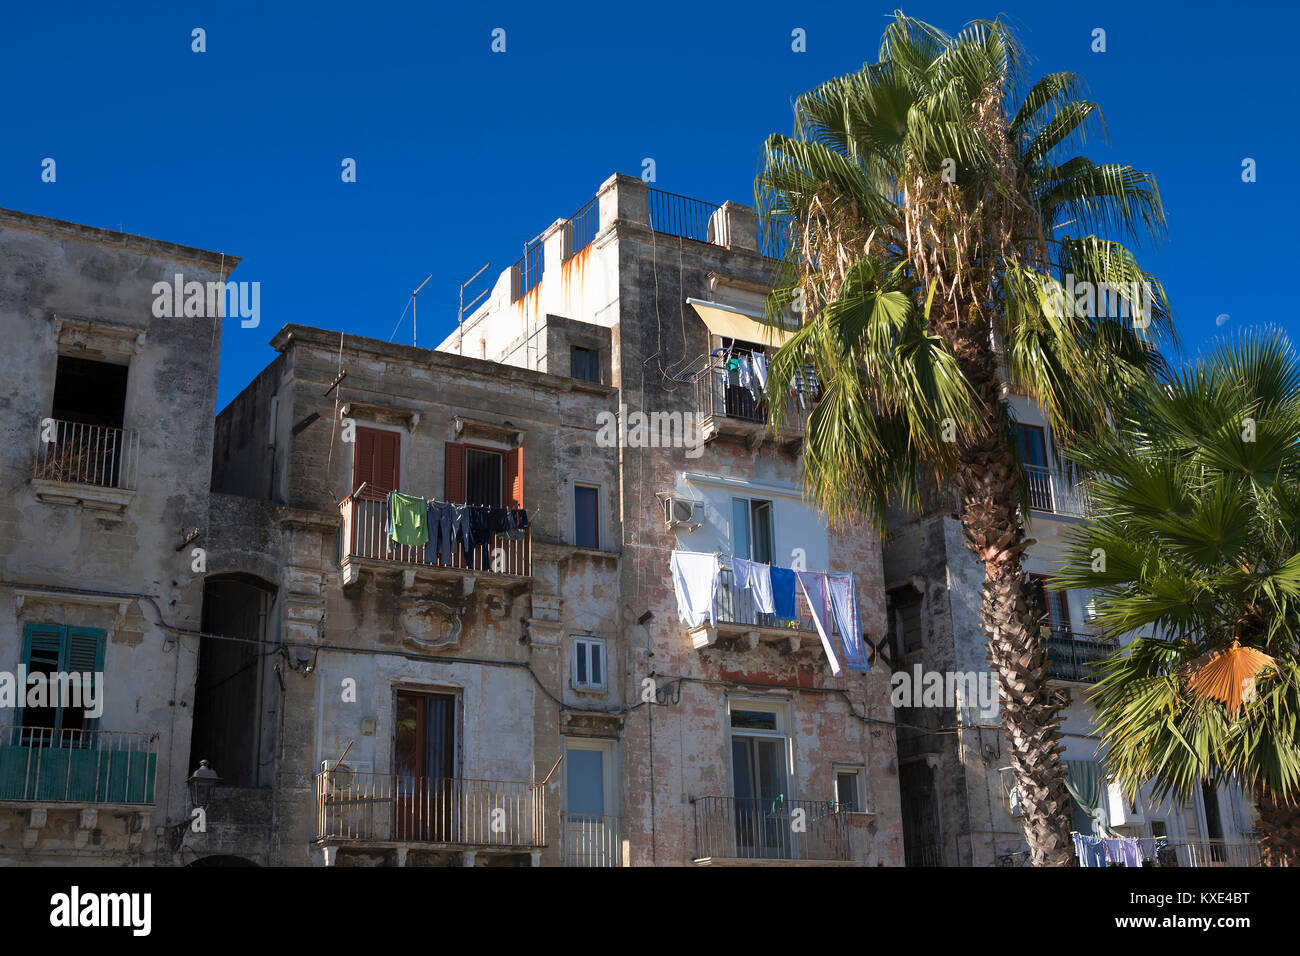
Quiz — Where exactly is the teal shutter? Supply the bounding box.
[19,624,64,732]
[63,628,105,733]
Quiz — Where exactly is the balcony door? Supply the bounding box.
[394,691,456,842]
[563,739,618,866]
[729,704,789,859]
[1012,423,1053,511]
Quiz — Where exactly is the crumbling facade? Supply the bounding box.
[0,208,237,864]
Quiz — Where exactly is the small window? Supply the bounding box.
[835,768,865,812]
[731,497,774,564]
[571,346,600,384]
[730,709,778,731]
[571,637,607,690]
[574,484,599,549]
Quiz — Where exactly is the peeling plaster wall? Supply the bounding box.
[0,209,234,864]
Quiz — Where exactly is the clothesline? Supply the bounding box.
[669,550,869,677]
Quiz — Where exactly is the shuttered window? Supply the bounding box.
[354,427,400,498]
[20,623,105,734]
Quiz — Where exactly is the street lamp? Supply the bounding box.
[188,759,221,809]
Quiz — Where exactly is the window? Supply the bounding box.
[52,356,128,429]
[731,497,773,564]
[890,587,924,656]
[571,637,607,690]
[1028,574,1072,638]
[563,738,619,865]
[835,767,865,812]
[353,427,400,498]
[41,357,132,488]
[446,444,523,508]
[19,623,105,739]
[465,448,503,508]
[571,346,600,384]
[1011,423,1050,468]
[1012,423,1054,511]
[574,484,599,549]
[729,700,790,857]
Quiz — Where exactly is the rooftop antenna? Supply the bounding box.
[410,274,432,348]
[458,262,491,356]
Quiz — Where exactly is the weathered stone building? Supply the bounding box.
[1,176,905,868]
[200,326,622,865]
[439,174,904,866]
[0,208,237,863]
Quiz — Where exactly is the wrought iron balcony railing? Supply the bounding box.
[692,359,814,438]
[1044,630,1117,682]
[693,795,852,862]
[561,812,622,867]
[315,770,545,848]
[33,419,139,491]
[338,490,531,578]
[1023,464,1091,518]
[0,726,158,805]
[713,567,834,635]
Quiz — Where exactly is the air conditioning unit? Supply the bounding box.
[1107,780,1145,825]
[661,496,702,531]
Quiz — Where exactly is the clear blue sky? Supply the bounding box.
[3,1,1296,409]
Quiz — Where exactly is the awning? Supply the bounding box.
[687,298,795,348]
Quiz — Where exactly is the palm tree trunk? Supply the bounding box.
[1254,787,1300,866]
[951,335,1076,865]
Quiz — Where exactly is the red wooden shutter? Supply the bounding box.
[444,442,465,502]
[355,427,400,497]
[504,447,523,509]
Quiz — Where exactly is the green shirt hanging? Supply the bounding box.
[388,492,429,547]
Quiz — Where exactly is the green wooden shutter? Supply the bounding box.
[63,628,105,732]
[19,624,64,732]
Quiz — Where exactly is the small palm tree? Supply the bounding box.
[1056,331,1300,866]
[755,11,1173,864]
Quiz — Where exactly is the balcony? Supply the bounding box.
[1160,839,1261,867]
[0,726,158,806]
[31,418,139,511]
[691,568,836,652]
[1044,630,1117,683]
[692,796,854,865]
[691,359,812,448]
[314,771,546,855]
[561,812,623,867]
[1023,464,1090,519]
[338,491,531,586]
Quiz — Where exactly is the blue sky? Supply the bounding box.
[3,1,1296,409]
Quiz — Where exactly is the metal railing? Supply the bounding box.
[1044,630,1117,682]
[33,419,139,490]
[0,726,158,804]
[714,567,832,634]
[906,842,944,867]
[1163,839,1262,867]
[315,770,545,847]
[692,359,814,435]
[646,188,722,244]
[561,812,622,867]
[570,196,600,256]
[1023,464,1090,518]
[338,494,531,577]
[694,795,852,862]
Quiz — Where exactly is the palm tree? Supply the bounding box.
[1055,331,1300,866]
[755,11,1174,864]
